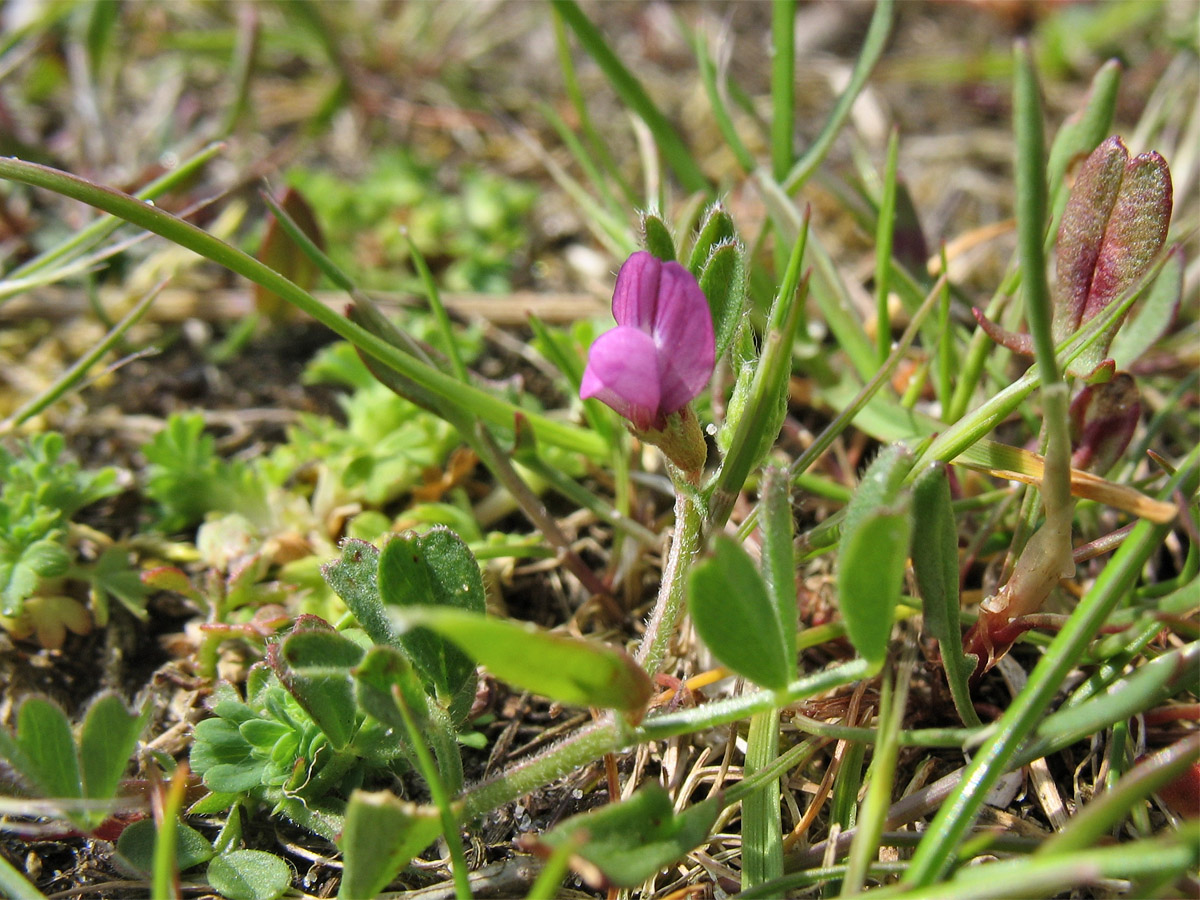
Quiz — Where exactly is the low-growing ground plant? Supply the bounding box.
[0,2,1195,899]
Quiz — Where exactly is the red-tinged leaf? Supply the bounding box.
[1069,372,1140,476]
[255,187,324,321]
[1053,137,1128,343]
[1051,136,1173,379]
[973,307,1034,356]
[141,565,196,596]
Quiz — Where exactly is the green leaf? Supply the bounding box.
[238,719,290,751]
[190,718,255,777]
[698,238,747,362]
[79,695,148,817]
[85,548,149,624]
[323,539,392,646]
[377,528,485,716]
[687,203,737,273]
[1110,247,1183,371]
[272,625,365,751]
[212,803,243,855]
[338,790,444,900]
[1,537,69,614]
[640,211,676,261]
[911,464,980,727]
[353,644,464,794]
[188,791,240,816]
[116,819,214,874]
[206,850,292,900]
[537,783,719,889]
[15,697,81,800]
[352,645,432,734]
[387,607,651,713]
[20,538,70,577]
[203,763,268,795]
[837,445,913,668]
[689,536,791,690]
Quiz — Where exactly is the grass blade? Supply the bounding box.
[0,156,607,459]
[782,0,894,193]
[552,0,710,195]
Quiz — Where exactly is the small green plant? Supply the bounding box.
[286,149,537,293]
[0,433,143,646]
[0,2,1194,897]
[142,414,268,533]
[0,693,148,832]
[188,528,490,841]
[262,342,461,515]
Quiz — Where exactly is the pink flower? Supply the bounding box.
[580,252,715,432]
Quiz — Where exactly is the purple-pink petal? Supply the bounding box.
[583,251,716,431]
[611,251,661,330]
[580,326,662,431]
[648,264,714,390]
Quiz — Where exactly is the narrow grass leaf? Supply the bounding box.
[1040,735,1199,856]
[771,0,796,180]
[0,852,44,900]
[783,0,894,192]
[550,8,637,208]
[552,0,709,194]
[3,280,162,431]
[760,466,798,668]
[875,128,900,363]
[758,178,878,382]
[843,669,908,894]
[741,708,783,889]
[689,535,790,691]
[0,156,608,459]
[694,29,756,174]
[1013,41,1057,384]
[4,142,223,283]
